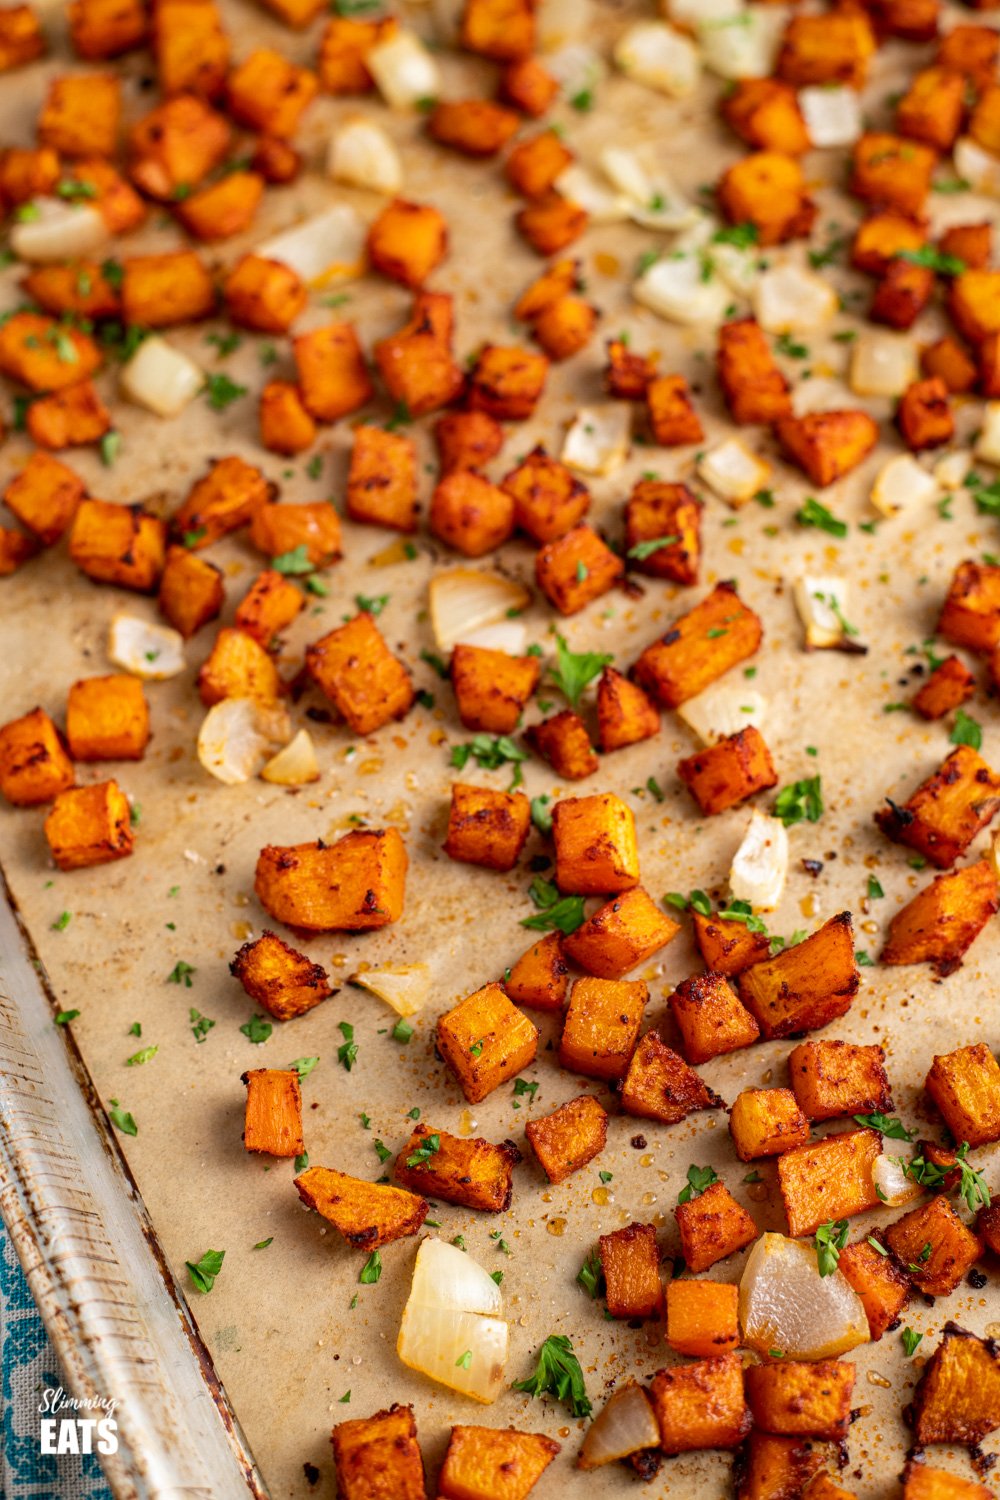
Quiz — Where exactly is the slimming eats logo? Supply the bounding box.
[38,1386,119,1455]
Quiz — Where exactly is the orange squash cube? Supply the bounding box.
[197,627,281,706]
[777,1127,882,1238]
[467,345,549,421]
[940,220,991,269]
[234,570,304,648]
[23,261,122,322]
[887,1197,983,1296]
[255,828,407,932]
[248,501,342,569]
[0,707,74,807]
[242,1069,303,1157]
[504,932,568,1013]
[153,0,228,97]
[552,792,639,894]
[558,976,647,1082]
[675,1180,758,1274]
[120,251,216,327]
[430,472,515,557]
[774,410,879,487]
[260,379,317,457]
[158,545,224,638]
[69,156,145,233]
[898,376,954,451]
[0,3,44,69]
[563,887,679,979]
[912,654,975,718]
[730,1087,809,1161]
[925,1041,1000,1147]
[896,65,965,151]
[68,0,145,57]
[646,374,703,447]
[527,710,597,780]
[294,323,373,423]
[909,1325,1000,1447]
[306,612,413,736]
[502,447,590,544]
[595,667,659,752]
[44,779,133,870]
[668,970,760,1063]
[516,193,588,256]
[3,452,84,545]
[633,581,763,708]
[788,1040,892,1122]
[939,560,1000,652]
[173,455,271,548]
[717,317,793,426]
[624,479,701,586]
[434,411,503,475]
[531,295,596,363]
[650,1354,751,1453]
[231,930,332,1021]
[428,99,520,158]
[227,49,317,137]
[515,260,580,323]
[25,380,110,451]
[903,1463,995,1500]
[332,1406,425,1500]
[253,138,300,183]
[737,1433,832,1500]
[921,337,978,395]
[692,909,772,976]
[367,198,447,289]
[777,9,874,85]
[867,0,938,42]
[721,78,810,155]
[438,1424,558,1500]
[175,170,263,241]
[347,425,418,532]
[394,1124,519,1213]
[604,336,656,399]
[296,1168,427,1249]
[0,311,102,393]
[39,72,120,157]
[851,131,938,219]
[620,1031,724,1124]
[717,152,816,246]
[882,861,1000,977]
[69,500,166,592]
[535,524,623,616]
[450,644,539,734]
[499,55,557,117]
[666,1280,740,1357]
[838,1237,911,1340]
[460,0,534,60]
[677,726,778,816]
[373,292,464,416]
[0,145,59,204]
[852,210,927,275]
[737,913,859,1040]
[505,128,572,199]
[443,782,531,873]
[317,14,397,94]
[525,1093,607,1183]
[876,745,1000,868]
[745,1361,855,1440]
[66,675,148,761]
[871,259,934,331]
[600,1223,662,1319]
[223,254,306,333]
[437,982,538,1103]
[937,21,998,83]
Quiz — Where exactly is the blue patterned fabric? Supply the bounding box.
[1,1223,112,1500]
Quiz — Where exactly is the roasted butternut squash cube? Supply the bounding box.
[678,726,777,817]
[898,377,954,451]
[939,560,1000,652]
[153,0,228,98]
[39,72,119,157]
[198,627,280,706]
[297,1167,427,1248]
[623,477,703,583]
[717,318,792,426]
[925,1041,1000,1147]
[525,1093,608,1183]
[896,66,965,151]
[646,374,703,448]
[777,9,874,85]
[255,829,407,932]
[850,132,937,217]
[0,707,73,807]
[650,1354,751,1453]
[234,570,304,647]
[737,913,859,1040]
[3,452,83,545]
[394,1124,519,1213]
[347,425,418,532]
[717,152,816,247]
[722,78,810,155]
[26,381,109,451]
[912,654,975,718]
[675,1180,758,1274]
[940,221,992,271]
[0,144,59,204]
[730,1088,810,1162]
[306,613,413,736]
[227,49,317,137]
[437,982,538,1103]
[23,261,121,322]
[428,99,520,158]
[516,261,580,323]
[373,292,464,416]
[921,337,978,396]
[248,501,342,569]
[527,710,597,780]
[852,210,927,276]
[44,779,133,870]
[69,500,166,593]
[242,1068,303,1157]
[876,745,1000,868]
[552,792,639,894]
[620,1030,723,1124]
[257,0,323,28]
[976,1200,1000,1253]
[736,1432,831,1500]
[516,193,588,256]
[871,258,934,331]
[68,0,144,57]
[531,294,596,363]
[294,322,373,423]
[882,862,1000,977]
[788,1040,892,1122]
[231,930,332,1021]
[0,2,44,69]
[0,311,102,393]
[937,22,998,84]
[867,0,938,43]
[603,336,656,399]
[175,170,262,242]
[745,1361,855,1440]
[633,581,762,709]
[600,1223,661,1319]
[367,198,447,289]
[535,524,623,616]
[450,644,540,734]
[173,456,271,548]
[332,1404,425,1500]
[595,667,658,752]
[504,932,568,1013]
[777,1127,882,1238]
[65,675,148,762]
[668,970,761,1063]
[692,910,772,976]
[443,782,531,872]
[223,254,306,333]
[775,410,879,487]
[563,887,679,980]
[253,137,300,184]
[0,528,38,571]
[838,1237,911,1340]
[318,14,397,94]
[505,128,572,200]
[903,1463,995,1500]
[980,334,1000,399]
[460,0,534,59]
[949,269,1000,346]
[558,976,647,1083]
[499,55,557,117]
[502,447,589,544]
[467,345,549,421]
[70,157,145,233]
[431,472,515,557]
[910,1324,1000,1447]
[438,1425,558,1500]
[666,1279,739,1357]
[434,411,503,475]
[158,545,223,638]
[121,251,215,328]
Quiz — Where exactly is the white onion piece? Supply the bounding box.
[458,620,527,654]
[108,614,185,680]
[668,0,742,28]
[955,137,1000,199]
[349,963,431,1017]
[633,253,731,327]
[798,86,862,148]
[260,728,320,785]
[368,30,441,110]
[730,809,789,912]
[870,454,937,518]
[614,21,700,97]
[599,147,697,231]
[257,205,366,287]
[544,41,604,100]
[697,8,782,79]
[537,0,591,49]
[578,1384,661,1470]
[697,438,771,507]
[678,683,767,746]
[976,403,1000,467]
[711,241,758,298]
[120,336,203,418]
[754,264,837,333]
[407,1238,503,1315]
[429,569,531,652]
[328,118,402,195]
[872,1154,922,1209]
[554,165,630,223]
[562,405,630,475]
[849,332,917,398]
[397,1238,508,1403]
[740,1233,869,1361]
[197,699,291,786]
[934,451,971,490]
[793,576,854,650]
[10,200,108,263]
